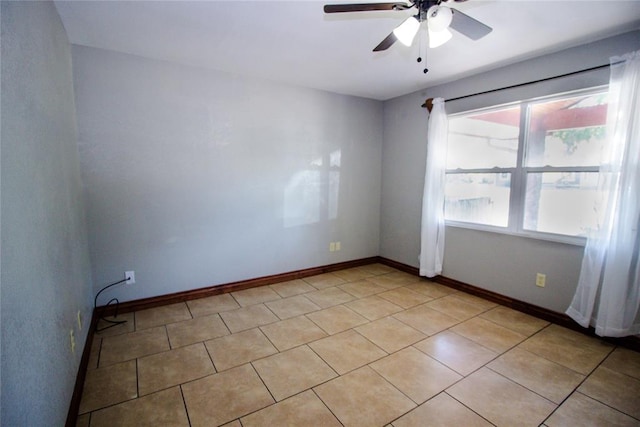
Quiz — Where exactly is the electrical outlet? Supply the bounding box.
[77,310,82,331]
[329,242,336,252]
[536,273,546,288]
[70,329,76,353]
[335,241,341,251]
[125,271,136,285]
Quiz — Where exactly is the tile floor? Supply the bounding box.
[77,264,640,427]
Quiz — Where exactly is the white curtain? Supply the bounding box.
[420,98,448,277]
[566,50,640,337]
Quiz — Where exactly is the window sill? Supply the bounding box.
[444,221,587,247]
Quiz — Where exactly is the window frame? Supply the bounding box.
[444,86,608,246]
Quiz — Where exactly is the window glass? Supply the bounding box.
[444,87,607,241]
[445,173,511,227]
[525,93,607,167]
[447,106,520,169]
[523,172,600,236]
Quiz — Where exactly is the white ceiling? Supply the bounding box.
[54,0,640,101]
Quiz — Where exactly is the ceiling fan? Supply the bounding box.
[324,0,492,52]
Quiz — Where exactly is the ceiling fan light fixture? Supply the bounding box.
[427,5,453,31]
[393,15,420,46]
[428,27,452,48]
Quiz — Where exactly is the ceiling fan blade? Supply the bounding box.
[324,2,410,13]
[449,8,492,40]
[373,32,398,52]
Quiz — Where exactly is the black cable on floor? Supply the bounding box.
[94,277,129,333]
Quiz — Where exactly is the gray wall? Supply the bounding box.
[72,46,383,302]
[1,2,93,425]
[380,31,640,313]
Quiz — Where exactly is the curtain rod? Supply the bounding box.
[421,62,613,111]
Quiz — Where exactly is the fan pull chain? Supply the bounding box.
[416,27,429,74]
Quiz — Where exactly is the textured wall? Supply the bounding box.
[1,2,93,425]
[380,31,640,312]
[72,46,383,302]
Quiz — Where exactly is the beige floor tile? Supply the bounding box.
[77,273,640,426]
[359,263,398,275]
[231,286,281,307]
[449,292,497,311]
[306,305,368,335]
[241,390,342,427]
[252,345,337,401]
[451,316,526,353]
[306,286,356,308]
[76,413,90,427]
[309,330,386,374]
[365,272,418,289]
[205,328,277,371]
[135,303,192,330]
[403,281,456,298]
[259,315,327,351]
[219,304,279,333]
[303,272,346,289]
[545,392,640,427]
[186,293,239,317]
[269,279,315,298]
[315,366,416,427]
[356,316,426,353]
[95,312,135,337]
[166,313,229,348]
[392,393,493,427]
[413,331,498,376]
[393,304,459,336]
[265,295,320,320]
[378,287,433,308]
[448,367,556,427]
[425,295,488,321]
[138,343,215,396]
[90,387,189,427]
[79,359,137,414]
[480,306,549,337]
[601,347,640,380]
[339,280,387,298]
[333,267,375,282]
[100,326,169,367]
[371,347,461,404]
[488,347,585,404]
[182,364,274,427]
[519,324,614,375]
[346,295,403,320]
[578,366,640,419]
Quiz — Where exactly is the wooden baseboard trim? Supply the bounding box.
[375,256,419,276]
[433,275,577,328]
[376,257,640,352]
[97,257,379,317]
[65,310,98,427]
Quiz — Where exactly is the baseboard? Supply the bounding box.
[97,257,379,317]
[432,275,571,326]
[65,310,98,427]
[375,256,419,276]
[376,256,640,352]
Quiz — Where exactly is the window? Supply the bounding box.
[444,88,608,242]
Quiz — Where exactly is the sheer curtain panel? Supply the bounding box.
[420,98,448,277]
[566,50,640,337]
